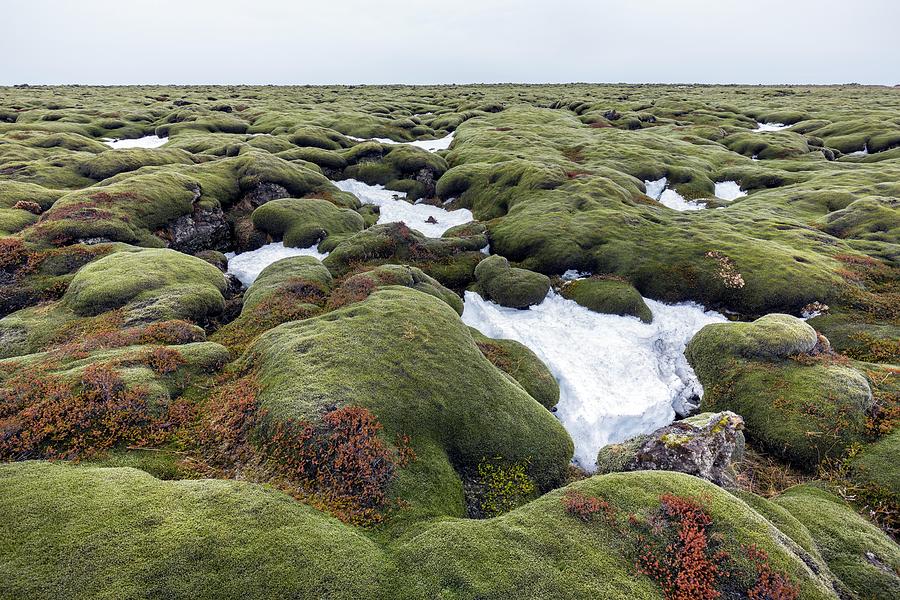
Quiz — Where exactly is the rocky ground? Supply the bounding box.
[0,84,897,599]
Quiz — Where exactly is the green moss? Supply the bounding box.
[559,277,652,322]
[0,208,39,234]
[687,315,874,467]
[775,484,900,599]
[63,248,227,322]
[473,255,550,309]
[0,463,844,600]
[77,148,198,180]
[251,198,365,248]
[0,461,386,599]
[242,256,333,313]
[333,264,463,315]
[468,327,560,409]
[850,430,900,504]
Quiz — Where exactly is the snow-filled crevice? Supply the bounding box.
[334,178,473,237]
[103,135,168,149]
[225,242,328,286]
[753,122,791,132]
[714,180,747,201]
[347,132,454,152]
[461,290,727,470]
[644,177,707,211]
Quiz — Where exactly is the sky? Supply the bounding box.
[3,0,898,85]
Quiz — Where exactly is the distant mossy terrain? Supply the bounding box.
[0,84,897,599]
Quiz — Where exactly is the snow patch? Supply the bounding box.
[753,122,791,132]
[334,178,473,237]
[848,145,869,157]
[644,177,707,211]
[103,135,168,149]
[714,180,747,201]
[225,242,328,286]
[462,291,726,469]
[347,132,454,152]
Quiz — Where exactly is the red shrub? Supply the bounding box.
[636,494,730,600]
[562,490,616,522]
[0,364,168,460]
[745,545,800,600]
[327,276,378,310]
[263,406,398,524]
[13,200,42,215]
[198,376,407,525]
[146,347,185,375]
[138,320,203,345]
[0,238,29,271]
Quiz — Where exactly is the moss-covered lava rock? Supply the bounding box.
[559,276,652,322]
[473,255,550,309]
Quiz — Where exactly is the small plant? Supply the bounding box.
[469,457,536,518]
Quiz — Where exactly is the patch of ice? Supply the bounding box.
[103,135,168,149]
[714,180,747,201]
[561,269,590,281]
[480,243,491,255]
[753,122,791,132]
[225,242,328,286]
[644,177,707,211]
[348,132,455,152]
[462,291,727,469]
[848,145,869,157]
[334,178,473,237]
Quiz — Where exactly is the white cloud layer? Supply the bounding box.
[3,0,898,85]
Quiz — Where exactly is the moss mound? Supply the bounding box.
[559,277,652,322]
[0,461,386,599]
[687,315,874,467]
[322,222,486,288]
[245,287,573,493]
[468,327,560,409]
[250,198,365,248]
[242,256,333,312]
[775,484,900,599]
[473,255,550,309]
[330,264,463,315]
[63,248,227,322]
[0,463,848,600]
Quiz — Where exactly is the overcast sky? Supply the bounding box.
[4,0,898,85]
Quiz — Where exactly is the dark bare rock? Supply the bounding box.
[595,411,745,486]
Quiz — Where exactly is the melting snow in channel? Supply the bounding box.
[347,132,455,152]
[462,291,727,469]
[225,242,328,286]
[334,178,473,237]
[644,178,707,211]
[848,145,869,157]
[103,135,169,149]
[714,181,748,201]
[753,122,791,132]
